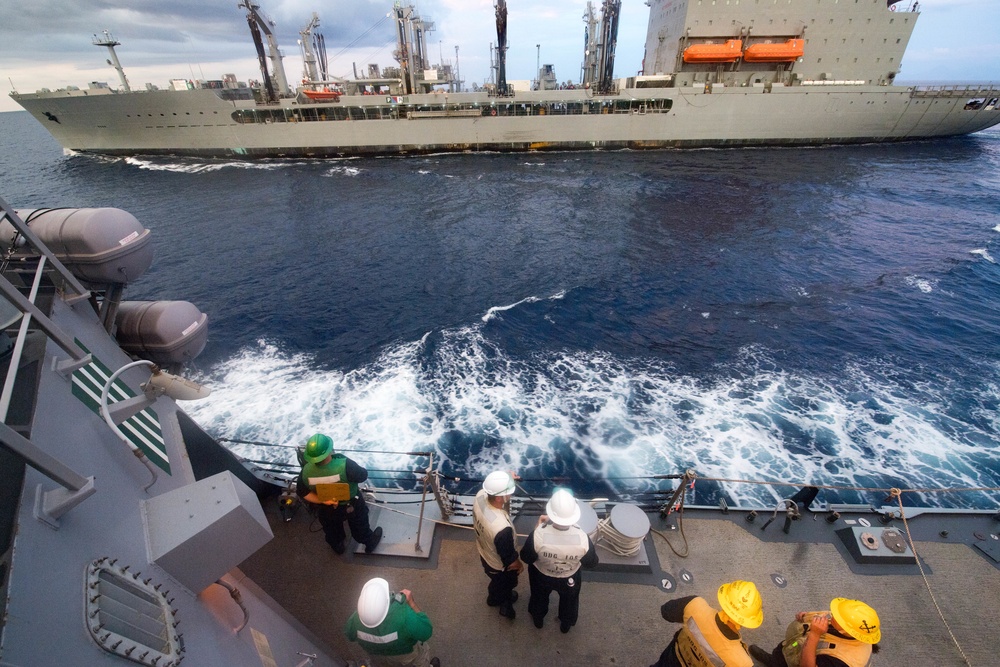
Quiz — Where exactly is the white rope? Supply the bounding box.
[890,488,973,666]
[595,517,646,557]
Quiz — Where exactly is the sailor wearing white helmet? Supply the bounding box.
[344,577,441,667]
[519,488,599,633]
[472,470,524,619]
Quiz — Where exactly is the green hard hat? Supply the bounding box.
[304,433,334,463]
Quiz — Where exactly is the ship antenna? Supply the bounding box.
[7,77,17,95]
[93,30,131,92]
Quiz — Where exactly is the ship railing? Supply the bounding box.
[222,436,1000,576]
[0,196,95,527]
[227,437,1000,512]
[911,83,1000,98]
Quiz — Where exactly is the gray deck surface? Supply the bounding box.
[240,496,1000,667]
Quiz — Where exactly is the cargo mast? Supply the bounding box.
[240,0,291,102]
[495,0,509,95]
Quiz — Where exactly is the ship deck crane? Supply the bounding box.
[495,0,509,96]
[239,0,291,102]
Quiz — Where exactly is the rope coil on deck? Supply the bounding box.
[595,516,645,557]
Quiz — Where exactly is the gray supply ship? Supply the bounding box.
[9,0,1000,158]
[1,194,998,666]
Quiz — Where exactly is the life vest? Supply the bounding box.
[674,597,752,667]
[302,454,358,500]
[473,490,514,570]
[531,523,589,578]
[781,613,872,667]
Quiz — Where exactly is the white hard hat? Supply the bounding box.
[358,577,391,628]
[546,488,581,527]
[483,471,515,496]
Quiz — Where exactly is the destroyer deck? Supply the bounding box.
[239,496,1000,666]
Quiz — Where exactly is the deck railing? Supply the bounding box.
[0,196,95,527]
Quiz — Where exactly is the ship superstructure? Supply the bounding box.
[0,199,341,666]
[8,0,1000,157]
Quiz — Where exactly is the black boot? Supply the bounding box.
[364,527,383,553]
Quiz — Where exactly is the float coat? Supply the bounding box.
[303,454,359,500]
[473,490,515,570]
[781,613,872,667]
[675,597,753,667]
[530,522,590,578]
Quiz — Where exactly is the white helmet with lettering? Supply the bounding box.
[358,577,391,628]
[483,471,516,497]
[546,488,581,527]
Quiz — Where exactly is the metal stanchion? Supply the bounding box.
[414,452,433,553]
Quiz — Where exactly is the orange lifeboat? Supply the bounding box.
[302,89,342,101]
[742,39,805,63]
[682,40,744,64]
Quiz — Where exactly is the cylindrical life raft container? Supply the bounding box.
[3,208,153,285]
[114,300,208,365]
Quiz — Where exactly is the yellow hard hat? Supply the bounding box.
[830,598,881,644]
[717,580,763,628]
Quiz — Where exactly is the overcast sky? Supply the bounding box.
[1,0,998,113]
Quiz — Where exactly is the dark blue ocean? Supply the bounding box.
[2,110,998,509]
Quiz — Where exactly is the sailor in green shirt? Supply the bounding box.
[344,577,440,667]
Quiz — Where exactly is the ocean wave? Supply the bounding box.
[970,248,996,263]
[481,290,567,322]
[904,275,936,293]
[123,156,310,173]
[186,331,1000,510]
[324,165,363,177]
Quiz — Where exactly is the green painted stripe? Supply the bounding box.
[71,376,167,450]
[71,340,170,474]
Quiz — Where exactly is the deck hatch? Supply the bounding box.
[70,340,170,473]
[85,558,183,665]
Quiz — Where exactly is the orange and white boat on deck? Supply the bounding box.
[302,88,342,101]
[682,39,743,63]
[742,39,805,63]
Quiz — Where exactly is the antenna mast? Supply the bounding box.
[93,31,131,92]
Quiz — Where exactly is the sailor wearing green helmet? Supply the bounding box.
[296,433,382,554]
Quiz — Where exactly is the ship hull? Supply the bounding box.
[11,85,1000,158]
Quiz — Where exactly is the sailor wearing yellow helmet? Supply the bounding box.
[650,579,764,667]
[749,598,880,667]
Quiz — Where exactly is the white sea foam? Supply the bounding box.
[993,224,1000,233]
[970,248,996,263]
[481,290,566,322]
[186,328,1000,508]
[123,157,301,173]
[325,165,362,177]
[904,275,935,293]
